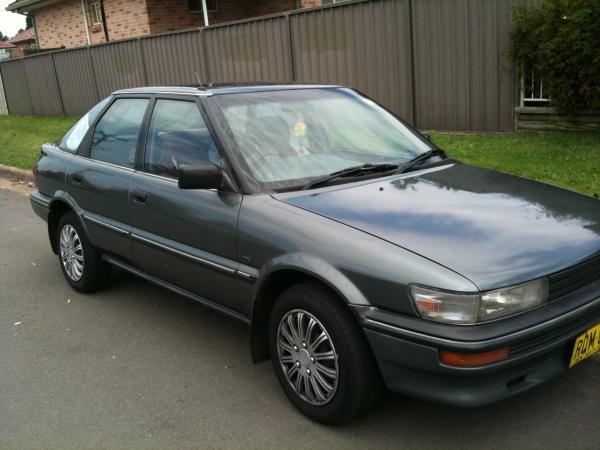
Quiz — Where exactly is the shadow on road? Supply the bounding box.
[97,268,600,447]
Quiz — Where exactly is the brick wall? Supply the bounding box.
[33,0,90,49]
[249,0,296,17]
[145,0,297,34]
[10,43,36,58]
[32,0,325,50]
[145,0,197,33]
[10,46,24,58]
[33,0,150,49]
[298,0,323,7]
[103,0,151,41]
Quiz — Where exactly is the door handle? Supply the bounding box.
[71,172,84,185]
[132,190,149,205]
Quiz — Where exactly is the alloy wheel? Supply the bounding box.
[277,309,339,405]
[59,224,84,281]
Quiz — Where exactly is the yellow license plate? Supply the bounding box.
[569,323,600,368]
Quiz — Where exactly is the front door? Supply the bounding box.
[67,96,150,260]
[129,98,242,312]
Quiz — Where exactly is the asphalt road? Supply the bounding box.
[1,183,599,449]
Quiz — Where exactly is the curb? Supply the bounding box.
[0,164,34,183]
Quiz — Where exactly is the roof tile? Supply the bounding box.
[7,28,36,44]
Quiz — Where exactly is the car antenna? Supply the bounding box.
[195,71,205,90]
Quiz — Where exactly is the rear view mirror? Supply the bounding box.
[178,164,222,190]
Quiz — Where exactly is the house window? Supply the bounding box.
[188,0,217,13]
[90,1,101,25]
[0,49,12,62]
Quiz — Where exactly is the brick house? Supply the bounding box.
[0,41,15,61]
[1,28,37,58]
[6,0,325,50]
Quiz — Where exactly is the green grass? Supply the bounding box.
[0,115,598,198]
[432,131,600,198]
[0,115,77,170]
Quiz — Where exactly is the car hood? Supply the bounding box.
[275,162,600,290]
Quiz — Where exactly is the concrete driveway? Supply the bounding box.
[1,184,599,449]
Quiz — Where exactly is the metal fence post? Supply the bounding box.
[200,27,211,84]
[50,53,66,115]
[21,59,35,115]
[408,0,418,128]
[138,38,149,85]
[87,46,101,102]
[0,66,9,114]
[285,12,295,82]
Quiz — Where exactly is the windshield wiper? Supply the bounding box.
[303,163,398,190]
[301,149,445,191]
[395,148,446,174]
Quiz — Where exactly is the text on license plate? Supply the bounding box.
[569,323,600,368]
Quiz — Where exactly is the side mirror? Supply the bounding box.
[178,164,222,190]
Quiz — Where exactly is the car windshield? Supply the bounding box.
[209,88,431,192]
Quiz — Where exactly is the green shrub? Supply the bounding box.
[511,0,600,114]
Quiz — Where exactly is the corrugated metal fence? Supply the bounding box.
[0,70,7,114]
[0,0,518,131]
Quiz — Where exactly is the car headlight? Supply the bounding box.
[410,279,549,325]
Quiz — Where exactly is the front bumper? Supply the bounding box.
[353,279,600,406]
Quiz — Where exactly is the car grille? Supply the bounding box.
[548,255,600,302]
[509,305,600,356]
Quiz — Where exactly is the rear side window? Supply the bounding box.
[90,98,149,169]
[59,96,111,153]
[144,99,220,179]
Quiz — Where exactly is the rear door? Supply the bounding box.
[129,97,242,312]
[66,96,151,260]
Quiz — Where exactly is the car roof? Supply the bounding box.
[113,83,343,96]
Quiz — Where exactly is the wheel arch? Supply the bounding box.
[249,258,369,364]
[47,192,84,254]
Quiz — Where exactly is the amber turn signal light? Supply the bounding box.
[440,347,509,367]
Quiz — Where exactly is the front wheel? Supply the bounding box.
[57,212,111,293]
[269,282,382,424]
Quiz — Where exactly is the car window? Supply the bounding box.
[144,99,221,179]
[89,98,149,169]
[59,96,111,153]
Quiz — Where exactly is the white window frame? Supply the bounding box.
[89,0,102,25]
[520,65,550,108]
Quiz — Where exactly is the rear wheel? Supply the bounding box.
[57,212,111,292]
[269,281,382,424]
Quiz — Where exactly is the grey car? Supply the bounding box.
[30,84,600,424]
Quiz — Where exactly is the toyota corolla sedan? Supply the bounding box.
[30,84,600,423]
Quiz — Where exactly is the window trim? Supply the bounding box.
[73,93,240,193]
[89,0,102,25]
[82,95,152,171]
[58,96,112,154]
[196,95,241,193]
[137,94,241,193]
[141,97,215,179]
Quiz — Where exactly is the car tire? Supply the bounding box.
[269,281,382,424]
[56,211,111,293]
